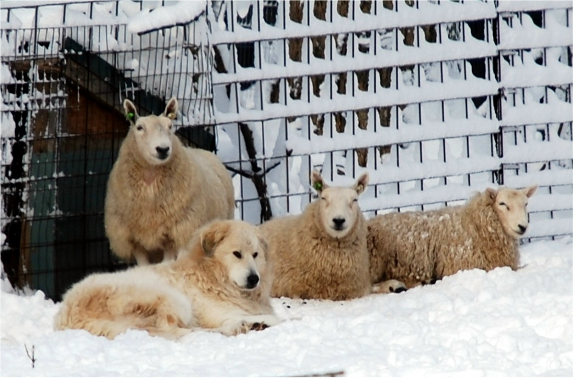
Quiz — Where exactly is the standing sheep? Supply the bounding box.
[260,171,404,301]
[367,185,538,289]
[104,97,235,265]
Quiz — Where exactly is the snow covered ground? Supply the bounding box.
[1,237,572,377]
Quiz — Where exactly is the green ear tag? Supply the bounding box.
[126,112,135,121]
[314,182,323,191]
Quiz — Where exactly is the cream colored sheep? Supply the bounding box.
[260,171,405,301]
[367,185,538,289]
[104,98,234,265]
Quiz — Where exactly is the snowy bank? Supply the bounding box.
[0,238,572,377]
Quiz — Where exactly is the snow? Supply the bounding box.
[523,219,573,240]
[497,1,572,13]
[498,11,573,51]
[213,31,497,86]
[287,116,499,156]
[215,77,499,125]
[126,1,206,34]
[0,0,94,9]
[210,0,496,44]
[503,139,573,165]
[1,238,572,377]
[500,92,573,127]
[500,50,572,89]
[505,169,573,188]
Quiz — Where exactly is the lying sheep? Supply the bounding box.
[260,171,404,301]
[367,185,538,289]
[104,98,235,265]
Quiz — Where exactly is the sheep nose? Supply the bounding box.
[518,224,527,234]
[332,217,346,229]
[156,146,170,159]
[246,273,260,289]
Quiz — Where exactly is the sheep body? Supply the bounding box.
[104,98,234,265]
[259,172,372,301]
[367,186,537,289]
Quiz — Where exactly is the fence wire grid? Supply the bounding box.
[1,0,572,300]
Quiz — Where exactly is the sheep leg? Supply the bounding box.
[130,242,168,265]
[422,277,439,285]
[106,224,135,263]
[162,249,177,262]
[132,245,151,266]
[394,277,437,289]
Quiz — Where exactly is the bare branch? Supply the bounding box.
[226,165,254,179]
[238,122,273,221]
[24,344,35,369]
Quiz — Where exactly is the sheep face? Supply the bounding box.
[489,185,538,238]
[311,171,369,239]
[123,98,178,166]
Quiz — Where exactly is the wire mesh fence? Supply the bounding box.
[1,0,572,300]
[1,1,215,299]
[210,0,572,234]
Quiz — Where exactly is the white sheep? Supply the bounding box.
[367,185,538,289]
[104,98,235,265]
[260,170,405,300]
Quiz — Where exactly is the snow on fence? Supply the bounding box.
[209,0,572,240]
[0,0,572,300]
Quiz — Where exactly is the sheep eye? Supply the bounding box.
[321,197,327,201]
[233,251,241,259]
[352,198,358,203]
[253,252,258,259]
[136,125,144,131]
[499,202,510,210]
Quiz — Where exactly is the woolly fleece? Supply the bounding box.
[367,187,535,289]
[104,99,234,264]
[259,174,371,301]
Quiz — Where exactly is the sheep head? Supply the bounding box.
[487,185,538,239]
[123,97,179,166]
[311,170,369,239]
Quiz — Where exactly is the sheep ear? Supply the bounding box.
[485,187,498,201]
[163,97,178,120]
[524,185,538,198]
[354,172,369,195]
[123,99,139,125]
[311,170,327,193]
[200,221,230,257]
